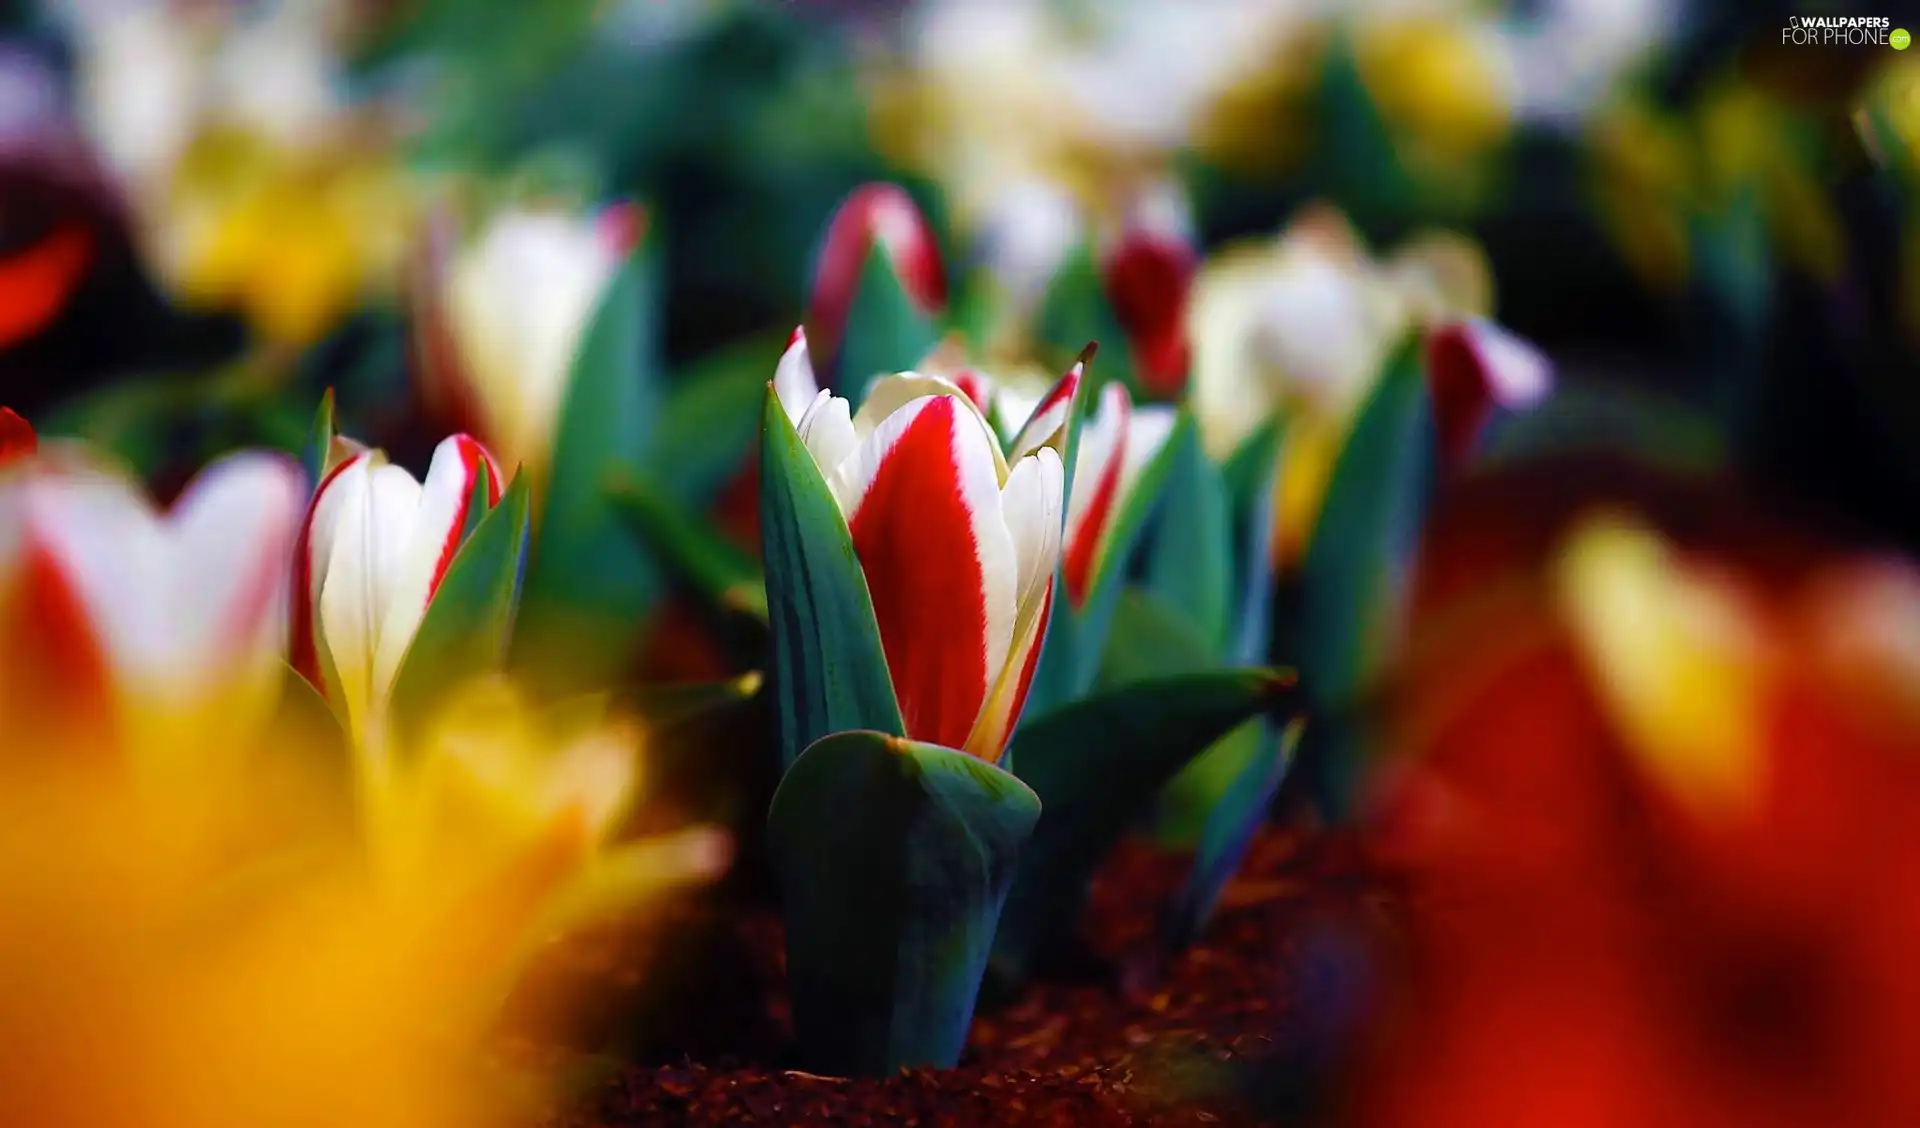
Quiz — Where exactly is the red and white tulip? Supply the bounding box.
[807,183,947,372]
[292,433,504,743]
[421,203,636,478]
[860,350,1176,609]
[0,435,304,746]
[775,333,1068,761]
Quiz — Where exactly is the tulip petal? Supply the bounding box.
[855,372,1009,484]
[1006,359,1084,465]
[318,459,425,736]
[964,447,1064,762]
[794,389,858,479]
[164,452,305,679]
[292,451,374,689]
[773,327,821,424]
[948,369,993,415]
[23,452,302,695]
[370,434,503,697]
[1062,383,1131,606]
[837,394,1017,752]
[1426,318,1552,473]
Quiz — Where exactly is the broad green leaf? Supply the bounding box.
[389,472,532,743]
[1097,588,1216,688]
[768,730,1040,1076]
[1144,427,1233,654]
[651,328,791,505]
[1161,718,1304,953]
[1219,417,1286,666]
[609,473,768,623]
[758,385,904,769]
[515,248,663,692]
[828,246,938,406]
[1297,338,1434,817]
[993,667,1299,979]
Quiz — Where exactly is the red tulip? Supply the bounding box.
[0,407,35,466]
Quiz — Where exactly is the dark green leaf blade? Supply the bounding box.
[1297,338,1433,816]
[609,473,768,623]
[1161,717,1303,953]
[301,389,337,491]
[828,246,938,405]
[515,248,664,691]
[651,328,791,505]
[1143,426,1232,654]
[993,667,1299,979]
[768,731,1041,1076]
[758,385,904,769]
[1219,417,1286,666]
[389,472,533,743]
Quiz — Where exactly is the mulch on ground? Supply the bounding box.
[525,823,1380,1128]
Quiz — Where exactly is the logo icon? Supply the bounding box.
[1894,27,1911,48]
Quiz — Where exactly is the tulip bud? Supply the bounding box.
[807,183,947,378]
[1101,186,1197,399]
[292,433,505,744]
[428,204,632,478]
[0,447,304,749]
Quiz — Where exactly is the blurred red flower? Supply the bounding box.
[1356,458,1920,1128]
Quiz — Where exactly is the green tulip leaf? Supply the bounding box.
[1144,425,1233,654]
[769,730,1041,1076]
[608,473,768,623]
[1161,717,1304,953]
[758,384,904,770]
[993,666,1300,979]
[651,327,791,505]
[301,389,337,492]
[515,247,664,691]
[1298,337,1434,817]
[389,472,532,744]
[829,245,938,406]
[1219,417,1286,666]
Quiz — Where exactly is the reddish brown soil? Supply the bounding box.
[525,824,1379,1128]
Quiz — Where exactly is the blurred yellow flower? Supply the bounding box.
[1353,16,1517,183]
[69,0,415,346]
[1553,514,1772,818]
[0,666,726,1128]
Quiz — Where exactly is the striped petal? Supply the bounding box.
[1061,382,1132,606]
[947,369,994,415]
[855,372,1009,484]
[292,450,379,688]
[1427,318,1553,473]
[366,434,504,698]
[315,459,426,738]
[773,326,821,424]
[1006,358,1085,465]
[836,394,1017,752]
[809,183,947,361]
[963,447,1064,761]
[24,451,303,696]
